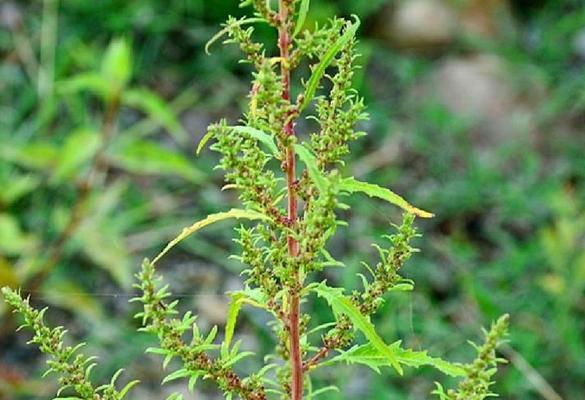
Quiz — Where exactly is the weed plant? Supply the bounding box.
[2,1,509,399]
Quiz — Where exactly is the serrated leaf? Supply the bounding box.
[293,0,310,38]
[51,129,101,183]
[327,343,466,377]
[340,177,434,218]
[122,89,187,143]
[109,138,204,184]
[313,283,402,374]
[294,144,327,192]
[152,209,269,266]
[300,16,360,111]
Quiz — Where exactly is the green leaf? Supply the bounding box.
[51,129,101,183]
[122,89,187,143]
[41,280,103,319]
[293,0,311,38]
[223,287,268,353]
[395,346,466,377]
[109,138,204,184]
[119,380,140,398]
[294,144,327,192]
[300,16,360,111]
[307,385,338,399]
[198,126,279,156]
[312,282,402,374]
[224,292,246,350]
[0,214,37,256]
[326,342,466,377]
[340,177,434,218]
[56,72,109,99]
[162,368,191,385]
[101,38,132,91]
[205,18,266,55]
[152,209,270,266]
[0,174,40,205]
[0,141,58,170]
[233,126,279,156]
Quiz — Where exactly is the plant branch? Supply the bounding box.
[278,1,303,399]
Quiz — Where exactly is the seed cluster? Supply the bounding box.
[134,260,267,400]
[1,287,128,400]
[434,314,510,400]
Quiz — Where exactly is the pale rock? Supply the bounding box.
[459,0,515,40]
[423,54,543,152]
[378,0,458,51]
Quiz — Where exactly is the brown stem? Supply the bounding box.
[26,95,121,292]
[278,1,303,399]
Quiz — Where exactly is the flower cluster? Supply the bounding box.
[434,314,510,400]
[1,287,139,400]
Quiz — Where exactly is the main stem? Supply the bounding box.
[278,1,302,399]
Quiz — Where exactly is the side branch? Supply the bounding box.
[135,261,267,400]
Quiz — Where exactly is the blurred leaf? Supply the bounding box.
[78,227,133,289]
[0,214,37,256]
[0,258,18,288]
[51,129,101,183]
[74,183,133,288]
[109,139,204,183]
[41,279,103,319]
[57,72,109,99]
[294,0,311,38]
[0,174,40,205]
[101,38,132,92]
[122,89,187,143]
[0,142,58,171]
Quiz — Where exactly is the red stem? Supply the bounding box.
[278,1,302,399]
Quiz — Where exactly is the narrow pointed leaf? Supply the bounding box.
[293,0,310,38]
[152,209,269,265]
[294,144,327,192]
[313,283,402,374]
[301,17,360,111]
[340,177,434,218]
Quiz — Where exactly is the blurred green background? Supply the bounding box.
[1,0,584,399]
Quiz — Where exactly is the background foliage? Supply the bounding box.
[1,0,584,399]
